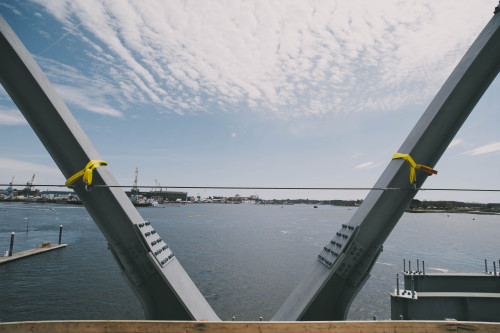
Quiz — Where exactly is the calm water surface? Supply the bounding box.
[0,202,498,322]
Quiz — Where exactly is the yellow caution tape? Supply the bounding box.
[392,153,437,184]
[65,160,108,187]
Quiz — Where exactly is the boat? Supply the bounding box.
[146,198,160,207]
[1,2,500,330]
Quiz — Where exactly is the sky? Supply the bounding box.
[0,0,499,202]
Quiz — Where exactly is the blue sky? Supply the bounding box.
[0,0,499,202]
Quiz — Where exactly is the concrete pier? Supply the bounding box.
[0,243,67,265]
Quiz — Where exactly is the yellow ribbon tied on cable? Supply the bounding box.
[392,153,437,184]
[65,160,108,187]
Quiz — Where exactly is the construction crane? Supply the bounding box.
[24,173,35,197]
[132,167,138,193]
[130,167,139,202]
[154,179,161,192]
[7,175,14,196]
[1,15,219,320]
[4,5,499,321]
[28,173,35,187]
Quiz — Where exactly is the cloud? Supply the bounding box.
[33,58,124,117]
[0,158,61,175]
[54,84,123,117]
[0,107,27,126]
[0,2,22,16]
[462,142,500,156]
[30,0,493,119]
[355,161,381,169]
[38,22,82,56]
[448,138,464,148]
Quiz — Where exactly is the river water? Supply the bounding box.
[0,201,498,322]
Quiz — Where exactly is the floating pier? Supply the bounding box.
[1,225,67,265]
[0,243,67,265]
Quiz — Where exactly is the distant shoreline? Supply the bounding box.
[1,198,499,215]
[0,198,152,207]
[405,208,500,215]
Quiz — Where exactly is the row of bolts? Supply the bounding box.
[403,258,500,275]
[403,258,425,274]
[398,258,423,298]
[402,258,500,275]
[484,259,500,275]
[234,258,500,319]
[396,258,500,298]
[232,317,263,321]
[395,273,416,298]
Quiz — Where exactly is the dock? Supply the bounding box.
[0,243,67,265]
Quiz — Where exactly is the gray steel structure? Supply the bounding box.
[273,7,500,321]
[1,3,500,321]
[390,269,500,321]
[391,292,500,321]
[402,273,500,293]
[0,15,219,321]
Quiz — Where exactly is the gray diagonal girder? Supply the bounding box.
[273,9,500,321]
[0,15,219,321]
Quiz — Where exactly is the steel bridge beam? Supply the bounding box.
[0,15,219,321]
[273,8,500,321]
[390,292,500,321]
[403,273,500,293]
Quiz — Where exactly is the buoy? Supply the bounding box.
[189,216,192,218]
